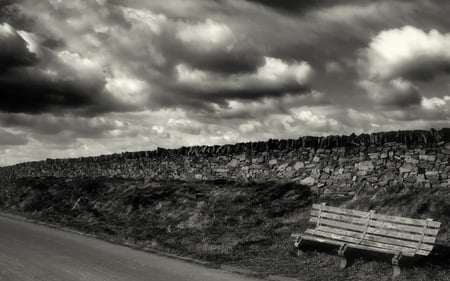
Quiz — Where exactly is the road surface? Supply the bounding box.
[0,214,262,281]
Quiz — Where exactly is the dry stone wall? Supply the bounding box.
[1,129,450,196]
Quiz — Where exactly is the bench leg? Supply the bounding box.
[392,265,401,278]
[338,243,348,269]
[294,237,303,257]
[338,256,348,269]
[391,252,402,278]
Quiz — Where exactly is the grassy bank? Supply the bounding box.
[1,177,450,280]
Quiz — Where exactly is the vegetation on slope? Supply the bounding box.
[1,177,450,280]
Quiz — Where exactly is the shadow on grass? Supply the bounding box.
[295,240,450,270]
[416,244,450,268]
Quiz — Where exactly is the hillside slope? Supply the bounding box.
[1,177,450,280]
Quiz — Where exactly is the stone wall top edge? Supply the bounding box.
[2,128,450,169]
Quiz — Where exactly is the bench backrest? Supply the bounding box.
[308,203,441,256]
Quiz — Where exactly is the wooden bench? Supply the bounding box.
[292,203,441,277]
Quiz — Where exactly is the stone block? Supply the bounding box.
[252,157,264,164]
[420,155,437,162]
[368,153,379,160]
[356,171,367,176]
[399,163,416,174]
[215,168,229,173]
[356,161,374,171]
[277,163,289,171]
[405,156,419,164]
[293,161,304,170]
[299,176,315,186]
[228,159,239,168]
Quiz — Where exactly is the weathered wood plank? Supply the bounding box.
[311,210,367,226]
[309,217,436,244]
[300,234,416,257]
[373,213,440,228]
[310,212,439,236]
[312,204,440,228]
[312,204,371,218]
[314,225,434,252]
[304,229,429,256]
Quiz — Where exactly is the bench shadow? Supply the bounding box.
[295,240,438,268]
[414,243,450,268]
[296,241,450,271]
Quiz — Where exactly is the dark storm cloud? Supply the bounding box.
[359,79,423,108]
[0,22,129,115]
[119,9,265,76]
[0,0,31,30]
[172,44,264,75]
[0,23,36,72]
[398,60,450,82]
[1,69,107,114]
[173,82,311,104]
[244,0,354,13]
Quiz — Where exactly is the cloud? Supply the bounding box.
[244,0,373,14]
[0,22,130,115]
[0,22,37,72]
[289,109,343,133]
[421,96,450,110]
[358,26,450,81]
[122,8,264,75]
[0,113,129,143]
[174,56,313,103]
[0,0,450,165]
[359,78,422,107]
[0,128,28,146]
[325,61,344,74]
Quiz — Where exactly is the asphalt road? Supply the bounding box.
[0,214,262,281]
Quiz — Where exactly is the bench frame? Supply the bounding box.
[292,203,441,278]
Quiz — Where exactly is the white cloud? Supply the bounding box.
[291,109,341,132]
[421,96,450,110]
[0,22,15,36]
[256,57,312,84]
[122,7,168,34]
[359,26,450,81]
[105,73,149,107]
[176,18,234,47]
[16,30,40,54]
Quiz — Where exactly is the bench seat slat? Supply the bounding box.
[312,204,441,228]
[312,204,368,218]
[311,211,439,236]
[374,213,440,228]
[304,229,430,256]
[310,217,437,244]
[300,234,416,257]
[313,225,434,252]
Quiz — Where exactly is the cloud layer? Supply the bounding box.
[0,0,449,164]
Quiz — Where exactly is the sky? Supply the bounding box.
[0,0,450,165]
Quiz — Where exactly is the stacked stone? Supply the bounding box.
[0,129,449,197]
